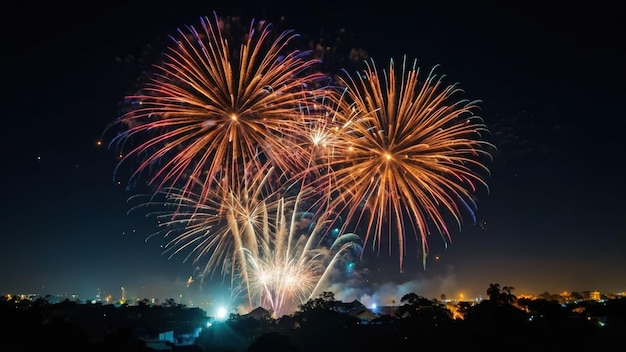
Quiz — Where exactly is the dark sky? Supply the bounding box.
[2,0,624,310]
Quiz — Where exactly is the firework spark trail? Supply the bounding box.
[131,166,362,316]
[129,162,276,308]
[244,191,362,317]
[105,12,330,202]
[318,57,493,269]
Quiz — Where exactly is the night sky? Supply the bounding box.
[3,0,624,310]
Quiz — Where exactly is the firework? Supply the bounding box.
[105,12,330,201]
[243,190,362,318]
[107,11,494,311]
[319,57,493,269]
[132,166,362,317]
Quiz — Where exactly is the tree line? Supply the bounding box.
[2,283,625,352]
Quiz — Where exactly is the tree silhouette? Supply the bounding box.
[162,298,176,307]
[501,286,517,304]
[297,291,337,312]
[487,283,501,301]
[397,292,432,317]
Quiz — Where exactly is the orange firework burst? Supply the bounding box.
[105,12,329,201]
[320,57,493,269]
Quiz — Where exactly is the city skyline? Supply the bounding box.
[2,0,624,314]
